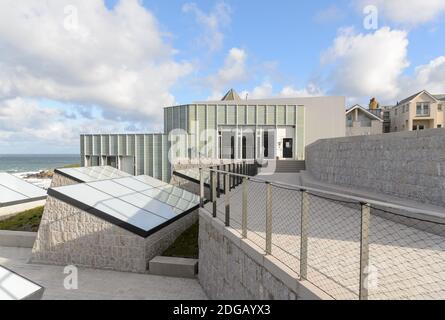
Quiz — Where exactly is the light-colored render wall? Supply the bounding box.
[391,93,445,132]
[306,129,445,207]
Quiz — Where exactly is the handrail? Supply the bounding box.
[203,167,445,222]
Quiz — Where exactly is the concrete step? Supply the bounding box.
[275,160,306,173]
[148,256,198,279]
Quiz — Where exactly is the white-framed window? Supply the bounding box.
[416,102,430,116]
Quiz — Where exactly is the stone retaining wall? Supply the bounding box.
[306,129,445,207]
[198,210,329,300]
[50,173,79,188]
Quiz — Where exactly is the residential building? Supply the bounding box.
[346,104,383,136]
[390,90,445,132]
[80,89,346,181]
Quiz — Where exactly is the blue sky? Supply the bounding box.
[0,0,444,153]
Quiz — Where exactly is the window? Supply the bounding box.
[346,114,353,127]
[230,136,235,160]
[413,125,425,131]
[438,125,442,128]
[242,136,247,160]
[416,102,430,116]
[395,108,398,116]
[438,104,443,112]
[263,132,269,158]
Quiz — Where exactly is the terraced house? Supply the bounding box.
[80,89,345,181]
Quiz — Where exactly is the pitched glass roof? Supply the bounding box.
[54,166,131,183]
[174,168,210,185]
[0,173,47,207]
[48,175,200,237]
[0,265,44,300]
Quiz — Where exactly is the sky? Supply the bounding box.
[0,0,444,154]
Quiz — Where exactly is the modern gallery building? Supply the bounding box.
[80,90,346,181]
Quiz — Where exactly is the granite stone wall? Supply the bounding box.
[198,211,327,300]
[306,129,445,207]
[31,196,198,273]
[50,173,79,188]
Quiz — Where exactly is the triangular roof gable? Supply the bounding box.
[346,104,383,122]
[398,90,438,105]
[221,89,242,101]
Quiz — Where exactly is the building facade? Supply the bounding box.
[346,105,383,136]
[80,90,346,181]
[390,90,445,132]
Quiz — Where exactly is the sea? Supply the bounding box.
[0,154,80,189]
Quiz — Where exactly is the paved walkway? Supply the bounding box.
[0,246,207,300]
[206,173,445,300]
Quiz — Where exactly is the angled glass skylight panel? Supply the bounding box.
[0,266,44,300]
[87,180,134,198]
[113,177,155,192]
[134,175,168,188]
[0,173,47,206]
[0,186,27,205]
[48,175,199,237]
[119,193,177,220]
[94,198,167,231]
[54,166,131,183]
[174,168,210,184]
[0,173,47,199]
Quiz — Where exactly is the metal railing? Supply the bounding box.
[198,164,445,300]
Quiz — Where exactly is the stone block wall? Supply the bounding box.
[306,129,445,207]
[50,173,79,188]
[31,196,198,273]
[198,211,328,300]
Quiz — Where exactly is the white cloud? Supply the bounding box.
[358,0,445,25]
[182,2,231,52]
[0,0,192,125]
[239,82,323,100]
[322,27,409,101]
[0,98,148,153]
[208,48,248,98]
[399,56,445,98]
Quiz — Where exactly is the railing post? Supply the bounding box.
[265,182,272,255]
[242,177,248,238]
[359,203,371,301]
[300,190,309,280]
[223,165,227,194]
[225,173,231,227]
[217,165,221,198]
[211,170,217,218]
[199,168,204,208]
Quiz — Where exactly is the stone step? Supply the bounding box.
[148,256,198,279]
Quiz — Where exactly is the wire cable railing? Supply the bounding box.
[193,162,445,300]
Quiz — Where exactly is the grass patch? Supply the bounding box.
[0,206,44,232]
[162,222,199,259]
[62,163,80,168]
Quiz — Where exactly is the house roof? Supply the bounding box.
[346,104,383,122]
[221,89,242,101]
[397,90,440,105]
[433,94,445,101]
